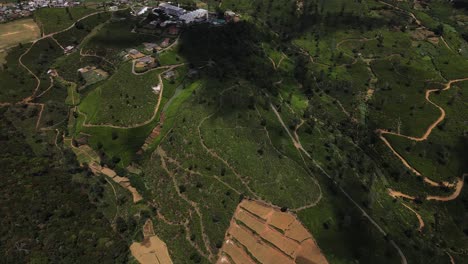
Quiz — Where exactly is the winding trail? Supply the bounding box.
[447,251,456,264]
[164,151,244,197]
[80,48,116,69]
[440,36,454,53]
[268,53,287,71]
[388,189,415,200]
[270,102,311,159]
[197,86,260,199]
[17,10,112,102]
[269,95,407,264]
[18,43,41,103]
[77,63,185,129]
[401,203,424,232]
[0,10,125,125]
[50,35,65,51]
[36,77,55,98]
[157,147,215,261]
[377,78,468,194]
[378,0,422,26]
[427,175,466,202]
[103,176,119,224]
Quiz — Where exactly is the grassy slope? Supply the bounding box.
[34,7,96,35]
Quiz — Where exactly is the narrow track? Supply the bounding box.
[377,78,468,194]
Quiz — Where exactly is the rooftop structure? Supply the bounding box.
[179,8,208,24]
[143,42,159,52]
[158,2,185,17]
[137,6,148,16]
[152,84,161,94]
[64,45,75,54]
[127,49,145,59]
[160,38,171,48]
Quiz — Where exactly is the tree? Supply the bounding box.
[434,24,444,36]
[115,217,127,233]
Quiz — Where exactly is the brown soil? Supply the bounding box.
[86,161,143,203]
[427,175,465,202]
[131,218,173,264]
[388,189,415,200]
[410,28,436,41]
[427,37,440,45]
[217,200,328,264]
[401,203,424,232]
[142,219,156,238]
[130,236,173,264]
[365,88,375,101]
[378,78,468,201]
[447,251,455,264]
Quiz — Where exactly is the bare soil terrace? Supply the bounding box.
[217,200,328,264]
[131,219,173,264]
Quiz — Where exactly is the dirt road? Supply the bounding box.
[401,203,424,232]
[378,78,468,197]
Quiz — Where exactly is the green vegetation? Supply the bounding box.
[1,1,468,263]
[34,7,96,35]
[78,62,159,126]
[0,106,128,263]
[54,11,111,47]
[0,44,36,102]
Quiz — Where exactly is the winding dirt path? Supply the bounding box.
[388,189,415,200]
[18,43,41,103]
[103,176,119,224]
[427,175,466,202]
[0,10,125,126]
[378,78,468,142]
[440,36,454,53]
[377,78,468,196]
[270,102,311,159]
[197,86,260,199]
[268,53,287,71]
[401,203,424,232]
[80,48,116,68]
[157,147,215,261]
[369,2,468,204]
[378,1,422,26]
[50,35,65,51]
[36,77,55,98]
[77,64,185,129]
[269,95,407,263]
[447,251,456,264]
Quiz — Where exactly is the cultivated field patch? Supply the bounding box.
[131,219,173,264]
[0,18,40,50]
[217,200,328,264]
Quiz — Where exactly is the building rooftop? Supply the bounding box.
[159,3,185,14]
[179,9,208,24]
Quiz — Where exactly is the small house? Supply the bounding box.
[160,38,171,48]
[128,49,145,59]
[167,25,179,35]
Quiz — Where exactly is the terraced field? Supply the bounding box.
[217,200,328,264]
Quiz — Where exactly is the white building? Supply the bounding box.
[158,2,185,17]
[137,6,149,16]
[152,84,161,94]
[179,9,208,24]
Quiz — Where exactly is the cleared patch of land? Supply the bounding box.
[131,219,173,264]
[0,18,40,50]
[217,199,328,264]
